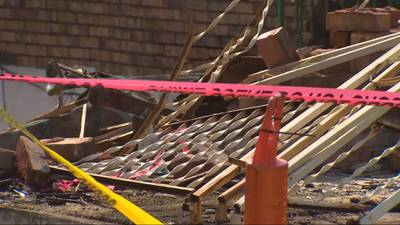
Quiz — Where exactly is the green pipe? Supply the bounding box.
[277,0,284,26]
[299,0,303,46]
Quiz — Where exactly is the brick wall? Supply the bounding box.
[0,0,312,76]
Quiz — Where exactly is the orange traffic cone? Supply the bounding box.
[244,93,288,224]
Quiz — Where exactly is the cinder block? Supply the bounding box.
[329,30,351,48]
[256,27,299,68]
[41,137,97,162]
[326,10,391,32]
[15,136,50,188]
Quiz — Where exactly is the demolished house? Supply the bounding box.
[0,0,400,224]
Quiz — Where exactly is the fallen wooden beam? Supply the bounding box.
[49,166,194,196]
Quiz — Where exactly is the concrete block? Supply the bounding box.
[15,136,50,188]
[326,10,391,32]
[329,30,351,48]
[41,137,97,162]
[256,27,299,68]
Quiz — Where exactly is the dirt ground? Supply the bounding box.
[0,167,399,224]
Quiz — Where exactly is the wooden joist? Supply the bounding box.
[50,166,194,196]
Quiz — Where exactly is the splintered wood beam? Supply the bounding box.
[49,166,194,196]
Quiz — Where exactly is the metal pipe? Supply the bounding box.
[277,0,284,26]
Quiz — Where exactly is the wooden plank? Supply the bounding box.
[215,180,245,223]
[289,198,366,213]
[360,189,400,224]
[49,166,194,196]
[133,16,195,139]
[243,32,400,84]
[289,81,400,187]
[254,35,400,85]
[278,42,400,142]
[279,62,400,160]
[232,56,400,212]
[28,98,87,122]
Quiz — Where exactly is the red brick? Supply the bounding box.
[26,0,46,8]
[165,45,181,57]
[329,30,351,48]
[77,14,98,25]
[134,55,154,66]
[56,12,77,23]
[25,45,47,56]
[90,49,112,61]
[41,137,97,162]
[98,16,120,27]
[48,47,69,58]
[111,52,131,64]
[89,26,110,37]
[0,8,14,18]
[232,2,254,14]
[79,37,100,48]
[17,56,36,66]
[187,0,207,10]
[162,21,184,32]
[103,39,121,50]
[69,1,91,12]
[143,43,164,55]
[0,20,24,30]
[109,28,131,40]
[67,25,89,36]
[256,27,299,68]
[56,36,78,46]
[326,10,391,32]
[0,31,16,42]
[69,48,90,59]
[15,136,50,188]
[120,41,142,52]
[47,0,68,10]
[25,21,48,32]
[35,34,58,45]
[142,0,163,7]
[87,2,107,14]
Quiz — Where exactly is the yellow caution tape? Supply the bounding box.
[0,108,162,225]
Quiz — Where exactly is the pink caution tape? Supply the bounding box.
[1,73,400,108]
